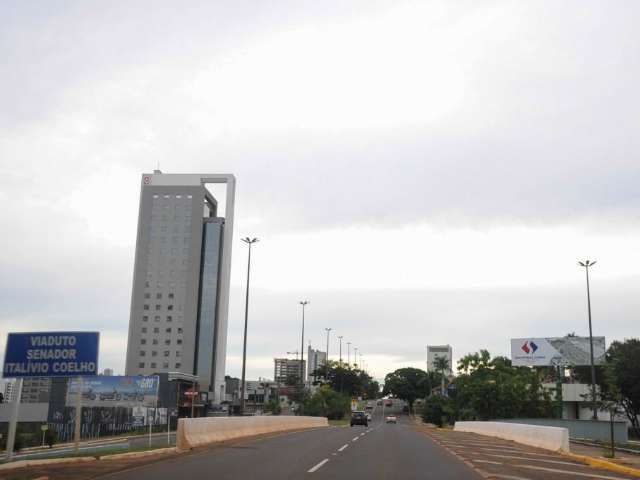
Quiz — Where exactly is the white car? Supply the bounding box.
[366,413,372,421]
[386,415,397,424]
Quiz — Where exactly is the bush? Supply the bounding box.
[13,434,24,452]
[422,395,454,427]
[264,399,282,415]
[44,428,57,448]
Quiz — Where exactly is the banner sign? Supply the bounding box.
[511,336,606,367]
[66,375,159,407]
[3,332,99,378]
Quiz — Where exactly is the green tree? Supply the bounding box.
[606,339,640,437]
[311,361,380,399]
[433,356,450,395]
[383,367,430,410]
[304,385,351,419]
[454,350,554,420]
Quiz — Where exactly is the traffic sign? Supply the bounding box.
[40,424,48,432]
[3,332,99,378]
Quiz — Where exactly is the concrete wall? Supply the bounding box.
[454,421,570,452]
[497,418,628,443]
[177,415,328,449]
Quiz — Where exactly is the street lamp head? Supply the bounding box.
[299,300,310,306]
[242,237,259,244]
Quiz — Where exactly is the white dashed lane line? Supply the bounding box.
[352,436,359,442]
[473,459,503,465]
[338,444,349,452]
[307,459,329,473]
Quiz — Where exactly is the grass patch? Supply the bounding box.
[328,418,350,427]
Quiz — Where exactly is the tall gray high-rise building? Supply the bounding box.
[125,172,235,403]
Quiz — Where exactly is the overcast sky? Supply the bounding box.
[1,1,639,382]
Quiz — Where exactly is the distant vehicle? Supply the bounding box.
[366,413,372,421]
[386,415,397,424]
[350,411,368,427]
[365,405,373,411]
[376,400,383,406]
[99,390,122,402]
[384,399,393,407]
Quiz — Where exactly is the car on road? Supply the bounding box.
[386,415,397,424]
[366,413,372,421]
[350,411,368,427]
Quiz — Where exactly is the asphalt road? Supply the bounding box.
[102,410,480,480]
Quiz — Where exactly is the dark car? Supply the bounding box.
[350,411,368,427]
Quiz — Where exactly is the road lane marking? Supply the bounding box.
[338,444,349,452]
[483,453,586,466]
[472,459,503,465]
[352,436,359,441]
[515,464,629,479]
[308,459,329,473]
[360,433,366,436]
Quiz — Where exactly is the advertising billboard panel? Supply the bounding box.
[3,332,99,378]
[66,375,159,407]
[511,336,606,367]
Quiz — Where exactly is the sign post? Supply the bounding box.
[2,331,99,461]
[6,378,23,460]
[41,424,48,447]
[74,376,83,453]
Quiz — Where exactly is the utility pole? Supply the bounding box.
[579,260,599,420]
[239,237,258,415]
[338,336,343,364]
[347,342,351,366]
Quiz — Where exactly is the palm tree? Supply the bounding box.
[433,356,450,396]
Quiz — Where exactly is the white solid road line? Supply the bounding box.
[308,459,329,473]
[338,444,349,452]
[472,459,503,465]
[483,453,587,467]
[514,464,630,480]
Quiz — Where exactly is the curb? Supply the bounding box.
[561,451,640,478]
[0,447,176,472]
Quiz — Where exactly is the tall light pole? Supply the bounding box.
[579,260,599,420]
[354,347,358,368]
[239,237,258,415]
[338,336,343,364]
[299,301,309,389]
[347,342,351,366]
[325,328,332,362]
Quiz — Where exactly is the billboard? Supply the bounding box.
[66,375,159,407]
[511,337,606,367]
[3,332,99,378]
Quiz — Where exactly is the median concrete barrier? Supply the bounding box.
[454,421,570,452]
[177,416,328,450]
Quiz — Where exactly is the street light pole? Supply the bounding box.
[299,301,309,390]
[325,328,332,363]
[239,237,258,415]
[579,259,599,420]
[338,336,343,364]
[347,342,351,367]
[354,347,358,368]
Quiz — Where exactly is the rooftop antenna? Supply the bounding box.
[154,160,161,174]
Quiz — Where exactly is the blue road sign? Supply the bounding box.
[3,332,99,377]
